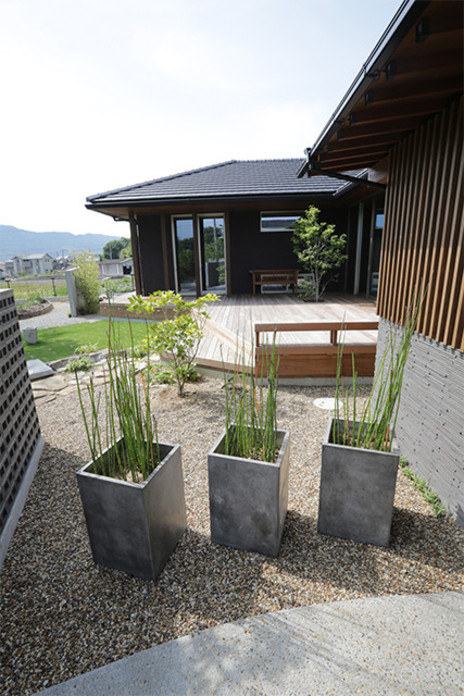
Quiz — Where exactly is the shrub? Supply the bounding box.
[65,355,94,372]
[74,251,100,315]
[128,290,218,396]
[75,343,98,355]
[20,290,43,309]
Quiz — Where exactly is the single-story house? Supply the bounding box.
[86,159,384,298]
[298,0,463,524]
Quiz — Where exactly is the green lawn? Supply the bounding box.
[23,320,150,362]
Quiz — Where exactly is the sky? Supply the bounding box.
[0,0,401,238]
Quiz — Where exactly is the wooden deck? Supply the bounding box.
[101,292,378,379]
[196,293,378,378]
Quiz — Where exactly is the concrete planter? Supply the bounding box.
[208,428,290,557]
[318,417,399,547]
[77,439,187,580]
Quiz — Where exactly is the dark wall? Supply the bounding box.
[137,204,351,296]
[137,215,175,294]
[228,207,349,294]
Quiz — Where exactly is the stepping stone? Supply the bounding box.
[32,374,69,391]
[33,393,57,404]
[59,386,78,397]
[27,359,55,381]
[313,397,340,411]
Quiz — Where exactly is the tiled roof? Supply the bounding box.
[87,159,357,204]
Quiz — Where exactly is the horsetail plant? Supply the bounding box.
[76,312,161,484]
[333,298,420,452]
[223,334,280,462]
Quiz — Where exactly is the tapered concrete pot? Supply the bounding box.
[318,417,399,547]
[208,428,290,557]
[77,439,187,580]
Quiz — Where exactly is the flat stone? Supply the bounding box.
[313,397,340,410]
[27,360,55,381]
[33,393,57,404]
[58,386,78,397]
[32,373,69,391]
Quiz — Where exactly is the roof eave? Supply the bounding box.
[86,190,344,210]
[300,0,429,175]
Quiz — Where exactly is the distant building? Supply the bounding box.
[99,258,133,278]
[11,254,55,275]
[53,255,71,270]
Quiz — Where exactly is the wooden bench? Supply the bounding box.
[255,321,379,378]
[250,269,299,295]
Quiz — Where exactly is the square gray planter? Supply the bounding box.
[318,417,399,547]
[77,439,187,580]
[208,428,290,557]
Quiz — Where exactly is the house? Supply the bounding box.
[53,255,71,270]
[3,260,15,277]
[298,0,463,525]
[99,258,133,278]
[11,253,54,275]
[86,159,383,297]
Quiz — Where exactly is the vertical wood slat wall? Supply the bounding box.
[378,95,464,351]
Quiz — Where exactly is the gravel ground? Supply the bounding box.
[1,377,463,695]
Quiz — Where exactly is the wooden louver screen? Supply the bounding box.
[378,95,464,351]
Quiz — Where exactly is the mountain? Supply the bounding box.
[0,225,121,260]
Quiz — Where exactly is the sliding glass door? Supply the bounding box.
[172,214,226,295]
[199,216,226,294]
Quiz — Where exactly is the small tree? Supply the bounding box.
[292,206,348,302]
[128,290,218,397]
[74,250,100,315]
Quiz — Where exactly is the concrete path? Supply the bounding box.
[34,592,463,696]
[19,300,101,330]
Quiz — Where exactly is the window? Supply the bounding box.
[260,213,300,233]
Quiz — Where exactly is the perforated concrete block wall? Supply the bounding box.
[376,319,464,528]
[0,289,43,568]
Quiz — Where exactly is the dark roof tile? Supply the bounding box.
[87,159,356,204]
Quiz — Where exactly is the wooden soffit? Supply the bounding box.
[301,0,463,175]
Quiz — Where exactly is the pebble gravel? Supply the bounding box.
[1,377,463,696]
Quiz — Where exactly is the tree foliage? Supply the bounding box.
[102,237,131,260]
[292,206,347,302]
[74,250,100,315]
[128,290,219,396]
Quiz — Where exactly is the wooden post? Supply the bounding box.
[192,214,201,297]
[224,211,232,296]
[354,202,364,295]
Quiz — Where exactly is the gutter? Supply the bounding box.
[85,190,343,212]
